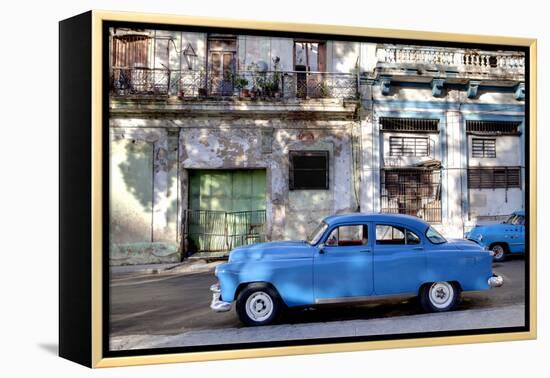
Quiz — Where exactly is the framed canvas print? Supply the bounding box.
[59,10,537,368]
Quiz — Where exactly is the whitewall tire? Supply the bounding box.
[236,283,282,326]
[420,281,460,312]
[491,244,507,262]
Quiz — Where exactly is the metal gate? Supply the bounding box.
[183,209,267,254]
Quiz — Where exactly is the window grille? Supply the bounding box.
[380,168,442,223]
[289,151,329,190]
[466,120,520,135]
[471,138,496,158]
[380,117,439,133]
[468,167,521,189]
[390,136,430,157]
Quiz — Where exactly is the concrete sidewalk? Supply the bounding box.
[110,304,525,351]
[110,259,223,276]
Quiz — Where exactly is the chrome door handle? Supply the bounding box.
[413,247,424,251]
[360,249,371,253]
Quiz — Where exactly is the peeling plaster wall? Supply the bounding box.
[175,122,357,244]
[109,113,358,262]
[280,129,356,240]
[109,128,180,265]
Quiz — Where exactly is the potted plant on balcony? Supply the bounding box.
[247,61,266,99]
[262,79,278,98]
[234,76,249,98]
[319,81,330,98]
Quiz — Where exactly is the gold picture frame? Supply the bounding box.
[59,10,537,368]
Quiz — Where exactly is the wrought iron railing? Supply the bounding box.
[110,67,171,95]
[380,168,442,223]
[183,209,267,253]
[110,67,358,99]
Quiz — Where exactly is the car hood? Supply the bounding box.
[468,223,511,238]
[228,240,314,262]
[445,238,486,251]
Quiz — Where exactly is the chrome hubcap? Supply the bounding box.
[245,291,274,322]
[492,245,505,259]
[429,282,454,309]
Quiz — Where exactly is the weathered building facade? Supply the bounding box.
[109,27,525,265]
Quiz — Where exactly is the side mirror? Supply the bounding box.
[318,243,325,254]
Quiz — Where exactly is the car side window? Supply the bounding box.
[376,225,405,245]
[376,225,421,245]
[325,225,368,247]
[406,229,421,245]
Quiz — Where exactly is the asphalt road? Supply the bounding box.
[109,257,525,337]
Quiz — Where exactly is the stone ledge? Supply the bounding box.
[109,97,359,120]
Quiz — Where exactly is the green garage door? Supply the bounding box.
[187,169,267,253]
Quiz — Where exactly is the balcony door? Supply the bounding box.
[112,34,150,69]
[111,34,151,93]
[208,36,236,96]
[294,41,326,98]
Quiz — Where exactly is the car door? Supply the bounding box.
[373,223,427,295]
[313,223,374,302]
[510,215,525,253]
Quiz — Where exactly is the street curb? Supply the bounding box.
[110,304,525,351]
[109,262,182,275]
[110,260,223,276]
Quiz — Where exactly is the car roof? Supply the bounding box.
[322,212,430,229]
[513,210,525,216]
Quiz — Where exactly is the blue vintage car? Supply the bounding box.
[210,213,503,326]
[466,211,525,262]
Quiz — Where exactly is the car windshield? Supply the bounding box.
[504,214,518,224]
[426,226,447,244]
[504,214,524,225]
[308,222,328,245]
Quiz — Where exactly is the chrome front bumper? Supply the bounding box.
[488,274,504,288]
[210,283,231,312]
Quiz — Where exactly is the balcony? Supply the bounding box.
[110,67,358,100]
[376,45,525,81]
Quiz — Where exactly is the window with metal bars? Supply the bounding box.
[466,120,521,135]
[390,137,430,157]
[468,167,521,189]
[380,168,442,223]
[471,138,496,158]
[380,117,439,133]
[289,151,329,190]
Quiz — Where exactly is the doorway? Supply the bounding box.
[185,169,267,253]
[294,41,327,98]
[207,36,237,96]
